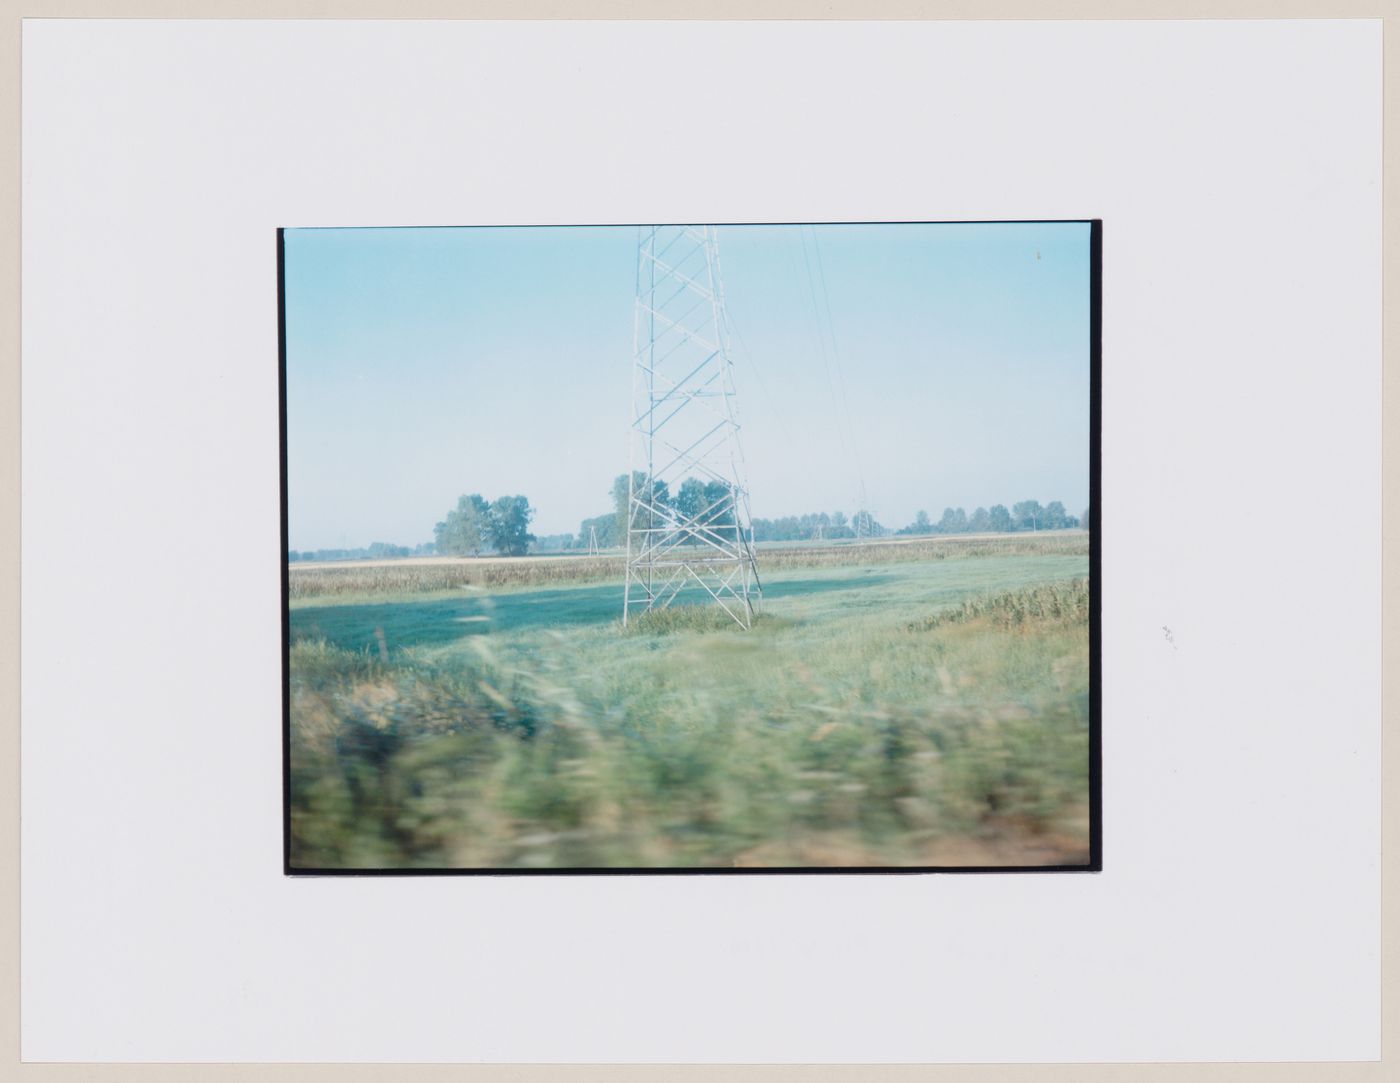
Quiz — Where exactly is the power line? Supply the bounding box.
[808,225,868,507]
[796,227,843,430]
[797,226,869,528]
[720,302,795,448]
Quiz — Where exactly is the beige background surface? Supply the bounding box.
[2,3,1391,1079]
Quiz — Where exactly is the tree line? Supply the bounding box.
[575,472,739,548]
[747,500,1084,543]
[288,541,436,562]
[894,500,1085,537]
[430,474,737,557]
[433,494,537,557]
[750,509,881,543]
[297,486,1088,564]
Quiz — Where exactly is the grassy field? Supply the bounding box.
[287,530,1088,599]
[288,541,1092,870]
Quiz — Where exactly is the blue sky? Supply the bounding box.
[284,222,1090,549]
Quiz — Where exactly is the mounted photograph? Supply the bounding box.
[281,220,1098,872]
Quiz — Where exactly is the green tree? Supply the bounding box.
[1012,499,1044,532]
[912,509,932,534]
[969,506,991,532]
[666,477,737,544]
[577,513,616,549]
[485,495,536,556]
[611,473,632,540]
[937,507,969,533]
[701,480,737,541]
[988,504,1013,532]
[1044,501,1069,530]
[675,477,707,521]
[434,494,491,556]
[613,471,670,541]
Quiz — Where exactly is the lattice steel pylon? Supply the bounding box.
[623,225,762,628]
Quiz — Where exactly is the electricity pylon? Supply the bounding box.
[854,481,873,540]
[623,225,761,628]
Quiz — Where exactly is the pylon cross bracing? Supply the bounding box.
[623,225,762,628]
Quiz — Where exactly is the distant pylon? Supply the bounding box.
[853,484,873,540]
[587,525,599,555]
[623,225,762,627]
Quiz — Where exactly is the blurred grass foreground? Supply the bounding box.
[288,534,1092,869]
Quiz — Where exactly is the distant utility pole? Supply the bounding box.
[853,484,874,540]
[623,225,762,628]
[587,525,599,555]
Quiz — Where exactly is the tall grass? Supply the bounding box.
[621,606,783,636]
[289,559,1091,869]
[907,579,1090,632]
[288,554,623,599]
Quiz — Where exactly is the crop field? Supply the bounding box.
[288,534,1092,870]
[288,530,1088,600]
